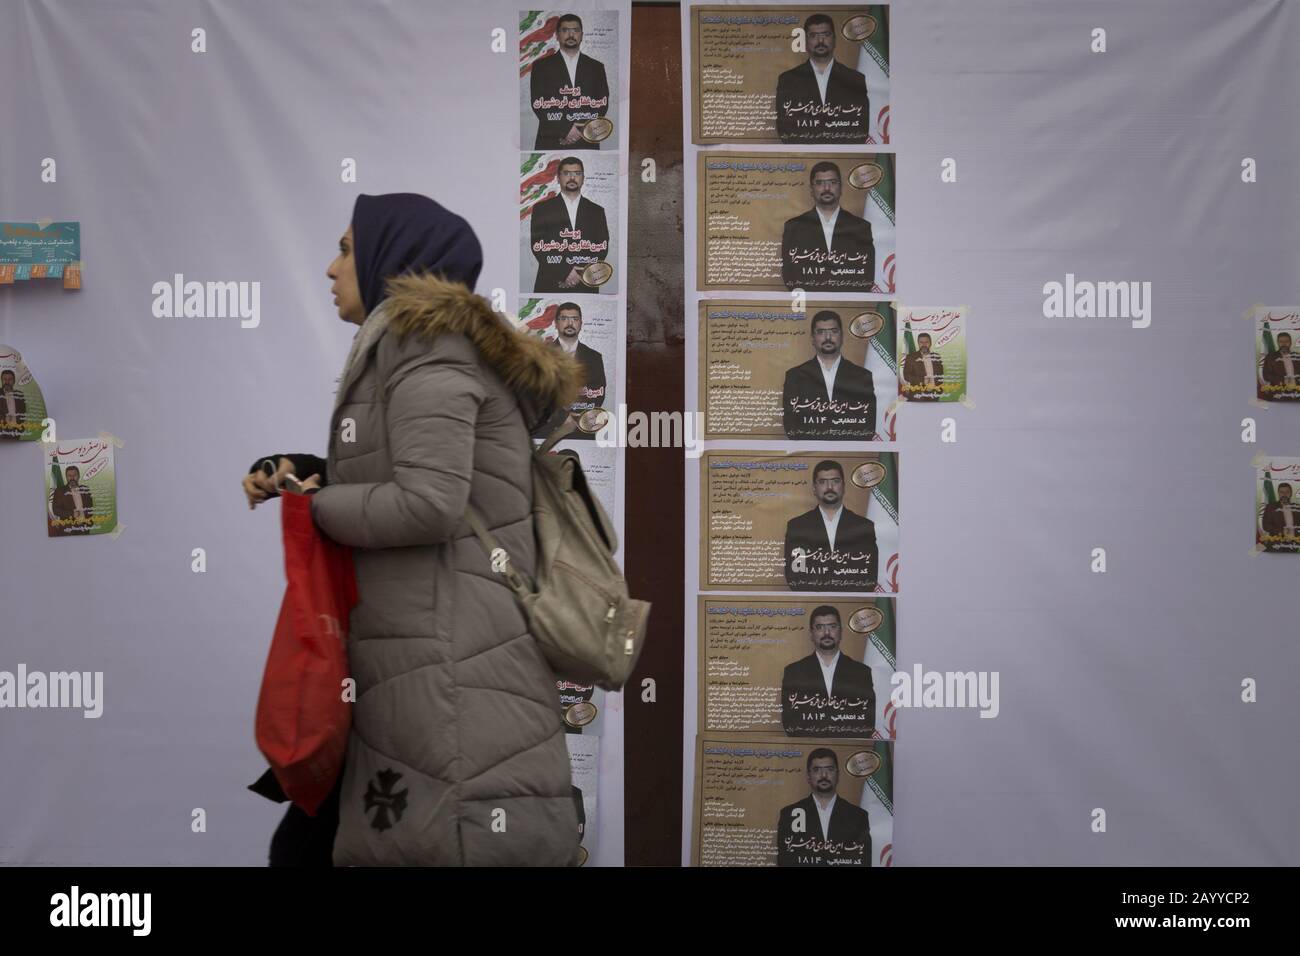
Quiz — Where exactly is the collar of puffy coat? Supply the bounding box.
[334,272,585,431]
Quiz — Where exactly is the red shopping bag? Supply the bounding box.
[254,491,356,816]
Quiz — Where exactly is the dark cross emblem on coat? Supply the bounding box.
[364,768,409,831]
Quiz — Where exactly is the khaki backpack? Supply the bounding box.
[465,427,650,691]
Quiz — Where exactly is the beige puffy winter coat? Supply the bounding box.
[310,273,584,866]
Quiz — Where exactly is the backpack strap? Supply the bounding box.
[464,506,533,597]
[464,417,576,594]
[538,417,577,455]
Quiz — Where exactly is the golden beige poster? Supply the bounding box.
[693,737,893,866]
[700,451,899,592]
[699,596,896,739]
[689,5,891,145]
[696,152,895,293]
[699,299,898,440]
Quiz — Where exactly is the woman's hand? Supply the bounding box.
[242,456,296,509]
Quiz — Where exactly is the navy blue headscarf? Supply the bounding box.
[350,193,483,315]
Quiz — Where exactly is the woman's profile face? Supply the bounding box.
[327,225,366,325]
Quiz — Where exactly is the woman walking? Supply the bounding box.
[244,193,584,866]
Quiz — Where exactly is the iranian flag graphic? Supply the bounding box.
[854,5,890,144]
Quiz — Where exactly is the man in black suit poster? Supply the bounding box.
[529,13,610,150]
[532,302,607,441]
[50,464,93,524]
[1261,482,1298,547]
[902,332,946,401]
[784,460,878,591]
[1261,332,1300,401]
[782,310,876,439]
[529,157,610,293]
[781,161,874,292]
[775,13,869,144]
[0,368,26,437]
[776,749,871,866]
[781,605,875,737]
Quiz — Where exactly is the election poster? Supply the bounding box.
[700,451,899,593]
[689,5,890,145]
[566,733,601,866]
[557,676,606,737]
[693,737,893,866]
[44,438,117,538]
[0,221,81,288]
[1255,306,1300,403]
[0,345,48,442]
[897,305,968,403]
[699,299,896,440]
[699,596,896,739]
[521,151,620,296]
[518,296,618,441]
[696,152,894,293]
[1258,458,1300,554]
[520,10,621,152]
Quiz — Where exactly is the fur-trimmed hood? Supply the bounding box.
[381,272,584,424]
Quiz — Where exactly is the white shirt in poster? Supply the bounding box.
[562,192,581,230]
[818,354,841,400]
[812,59,832,104]
[817,205,839,253]
[814,793,837,839]
[820,504,843,552]
[818,650,841,700]
[561,49,580,87]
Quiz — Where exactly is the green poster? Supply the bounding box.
[1257,458,1300,554]
[897,306,968,402]
[44,438,117,538]
[0,345,48,441]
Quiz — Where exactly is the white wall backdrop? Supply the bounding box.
[681,0,1300,866]
[0,0,630,866]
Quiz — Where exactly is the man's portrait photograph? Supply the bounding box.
[784,459,879,592]
[775,748,872,866]
[700,452,899,593]
[520,10,619,151]
[1258,462,1300,554]
[697,151,893,293]
[780,605,876,737]
[699,300,896,441]
[1256,308,1300,402]
[521,152,619,295]
[782,309,877,439]
[690,5,890,146]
